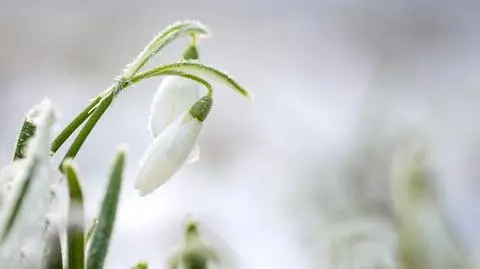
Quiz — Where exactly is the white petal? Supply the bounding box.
[148,76,200,138]
[187,142,200,163]
[136,113,202,196]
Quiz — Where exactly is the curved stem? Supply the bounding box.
[133,61,250,98]
[51,96,102,154]
[130,70,213,97]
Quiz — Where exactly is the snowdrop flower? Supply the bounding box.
[149,76,201,137]
[136,95,212,196]
[149,45,201,163]
[149,76,201,163]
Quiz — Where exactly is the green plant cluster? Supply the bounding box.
[0,20,247,269]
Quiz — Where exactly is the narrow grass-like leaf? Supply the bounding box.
[123,21,210,79]
[86,148,126,269]
[13,119,36,160]
[42,227,63,269]
[51,96,102,154]
[1,157,40,240]
[64,161,85,269]
[132,61,251,98]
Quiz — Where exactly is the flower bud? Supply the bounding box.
[135,112,203,196]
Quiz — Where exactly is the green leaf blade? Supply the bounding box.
[86,148,127,269]
[64,161,85,269]
[1,157,40,240]
[13,119,36,160]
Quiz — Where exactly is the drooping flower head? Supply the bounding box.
[136,37,251,196]
[135,95,212,196]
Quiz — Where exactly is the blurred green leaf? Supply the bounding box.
[86,148,126,269]
[64,161,85,269]
[13,119,36,160]
[1,157,40,240]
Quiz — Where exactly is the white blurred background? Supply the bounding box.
[2,1,480,268]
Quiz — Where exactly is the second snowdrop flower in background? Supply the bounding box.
[135,95,213,196]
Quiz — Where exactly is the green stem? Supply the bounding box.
[58,84,121,170]
[51,96,102,154]
[122,21,209,79]
[131,70,213,96]
[48,23,213,166]
[133,61,250,98]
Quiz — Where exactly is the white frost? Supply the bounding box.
[0,99,61,269]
